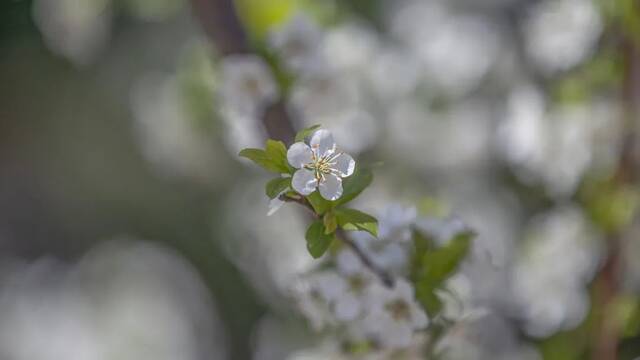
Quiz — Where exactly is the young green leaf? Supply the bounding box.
[335,208,378,237]
[239,148,283,173]
[412,231,473,317]
[305,221,334,258]
[294,124,321,142]
[306,192,332,215]
[265,177,291,199]
[323,211,338,234]
[265,140,291,173]
[414,283,443,318]
[420,232,472,282]
[334,167,373,206]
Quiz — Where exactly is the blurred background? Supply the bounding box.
[0,0,639,359]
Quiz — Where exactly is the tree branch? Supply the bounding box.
[279,194,395,287]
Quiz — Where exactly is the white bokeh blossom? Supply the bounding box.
[287,129,355,200]
[356,279,428,348]
[219,55,278,116]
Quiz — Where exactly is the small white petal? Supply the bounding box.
[411,307,429,329]
[310,129,336,157]
[336,249,364,276]
[332,152,355,177]
[287,142,313,168]
[292,169,318,195]
[334,294,360,321]
[267,196,285,216]
[319,173,343,201]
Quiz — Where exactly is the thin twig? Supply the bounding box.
[280,194,395,287]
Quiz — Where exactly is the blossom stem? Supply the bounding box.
[279,194,395,288]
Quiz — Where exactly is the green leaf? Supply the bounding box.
[414,284,443,318]
[305,221,334,258]
[294,124,321,143]
[335,208,378,237]
[265,140,291,173]
[306,192,332,215]
[412,231,473,318]
[265,177,291,199]
[334,167,373,206]
[323,211,337,234]
[239,148,282,173]
[420,232,472,285]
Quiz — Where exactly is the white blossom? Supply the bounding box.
[269,13,324,74]
[219,55,278,116]
[357,279,428,348]
[287,129,355,200]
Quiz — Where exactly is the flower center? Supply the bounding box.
[385,299,411,322]
[305,149,340,181]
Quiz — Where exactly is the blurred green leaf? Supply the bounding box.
[412,232,473,317]
[335,208,378,237]
[414,284,443,318]
[294,124,321,142]
[265,177,291,199]
[323,211,337,234]
[305,221,334,258]
[234,0,296,39]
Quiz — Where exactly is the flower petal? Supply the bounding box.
[267,197,285,216]
[292,169,318,195]
[332,153,355,177]
[287,142,313,168]
[310,129,336,157]
[319,173,343,201]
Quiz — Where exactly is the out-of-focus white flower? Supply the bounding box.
[512,206,602,337]
[377,204,417,242]
[498,85,617,196]
[323,22,379,73]
[332,250,378,321]
[437,274,488,323]
[524,0,602,74]
[33,0,111,66]
[290,70,361,120]
[290,272,342,331]
[219,55,278,116]
[415,215,471,245]
[269,14,324,74]
[357,279,428,348]
[287,129,355,200]
[0,240,228,360]
[131,73,221,182]
[390,2,499,96]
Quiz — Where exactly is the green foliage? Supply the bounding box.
[581,176,640,234]
[305,221,334,258]
[334,208,378,237]
[323,211,338,234]
[294,124,321,142]
[239,140,291,174]
[265,139,291,172]
[234,0,296,39]
[265,177,291,199]
[412,231,473,317]
[334,166,373,206]
[307,192,333,214]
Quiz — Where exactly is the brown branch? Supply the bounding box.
[592,33,640,360]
